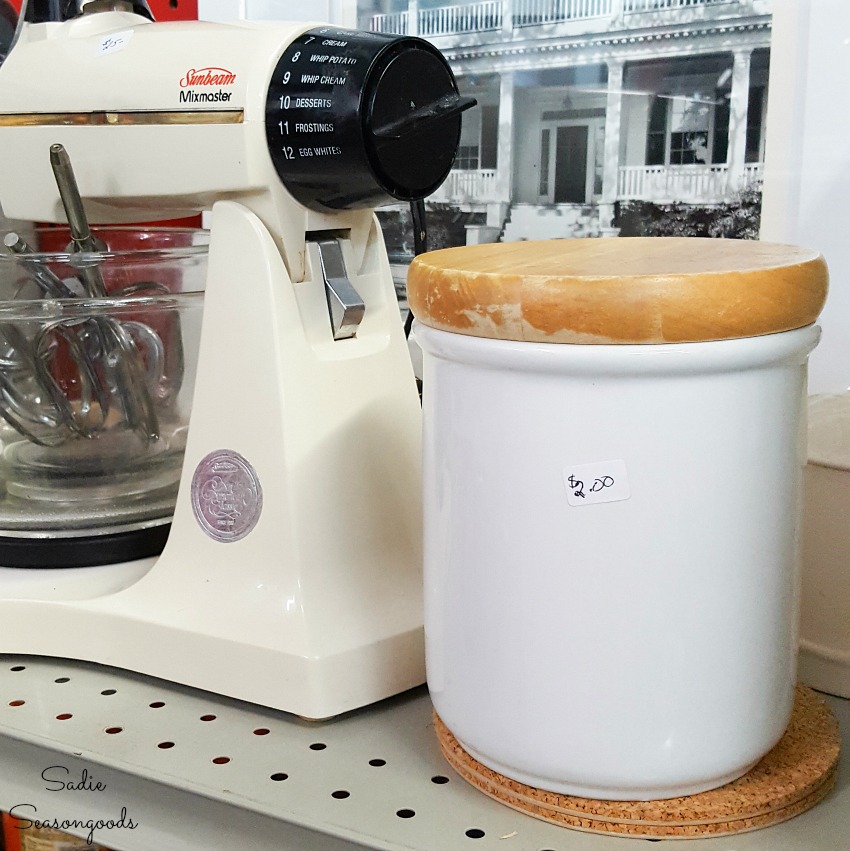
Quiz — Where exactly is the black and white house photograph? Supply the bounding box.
[360,0,771,256]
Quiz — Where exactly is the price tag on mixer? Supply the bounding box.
[563,459,631,507]
[96,30,133,56]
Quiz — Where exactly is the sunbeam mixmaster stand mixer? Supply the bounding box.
[0,0,473,717]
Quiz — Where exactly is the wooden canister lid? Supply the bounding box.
[407,237,828,344]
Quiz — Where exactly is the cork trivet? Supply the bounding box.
[434,686,840,838]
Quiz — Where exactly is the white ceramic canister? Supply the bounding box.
[407,237,828,801]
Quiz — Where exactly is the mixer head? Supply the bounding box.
[0,3,474,280]
[0,3,476,567]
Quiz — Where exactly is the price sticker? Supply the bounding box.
[563,459,630,507]
[96,30,133,56]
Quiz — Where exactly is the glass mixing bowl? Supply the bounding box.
[0,227,206,566]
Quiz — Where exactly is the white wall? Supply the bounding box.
[198,0,356,25]
[761,0,850,394]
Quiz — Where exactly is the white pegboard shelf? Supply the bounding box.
[0,655,847,851]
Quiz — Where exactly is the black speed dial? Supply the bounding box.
[265,27,475,211]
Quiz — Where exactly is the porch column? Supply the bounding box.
[407,0,418,36]
[610,0,625,27]
[601,58,625,207]
[501,0,513,36]
[727,49,752,193]
[495,71,515,206]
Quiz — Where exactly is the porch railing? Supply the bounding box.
[617,163,762,203]
[371,10,409,34]
[623,0,732,12]
[427,165,760,205]
[418,1,502,35]
[371,0,760,37]
[512,0,611,26]
[429,169,499,203]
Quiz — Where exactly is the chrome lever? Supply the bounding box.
[313,238,365,341]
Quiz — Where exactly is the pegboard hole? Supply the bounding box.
[331,790,350,799]
[149,701,166,709]
[396,809,416,819]
[253,727,270,736]
[466,829,485,839]
[10,665,25,671]
[309,742,327,751]
[54,677,70,683]
[8,699,25,706]
[200,714,216,721]
[369,758,386,766]
[270,773,289,782]
[212,756,231,765]
[105,727,123,735]
[56,713,73,720]
[157,741,175,749]
[431,775,450,784]
[101,689,117,696]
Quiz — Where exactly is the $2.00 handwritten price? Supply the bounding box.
[562,460,630,507]
[566,474,615,499]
